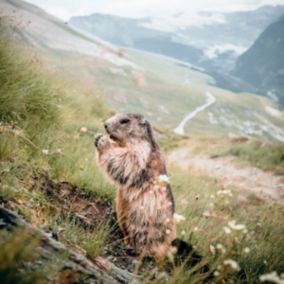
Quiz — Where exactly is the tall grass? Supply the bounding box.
[221,140,284,174]
[0,33,114,282]
[165,167,284,283]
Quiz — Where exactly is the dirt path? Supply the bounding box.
[174,92,216,135]
[168,147,284,204]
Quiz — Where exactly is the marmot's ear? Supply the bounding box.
[144,120,158,151]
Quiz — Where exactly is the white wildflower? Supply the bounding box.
[216,189,232,197]
[158,175,170,184]
[228,220,246,231]
[174,213,186,223]
[209,244,216,255]
[210,194,215,199]
[216,243,226,254]
[243,247,250,254]
[194,226,199,231]
[260,271,284,284]
[223,259,240,271]
[181,230,186,236]
[214,271,220,277]
[42,149,49,155]
[224,226,231,234]
[80,127,88,133]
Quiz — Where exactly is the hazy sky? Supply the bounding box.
[26,0,284,20]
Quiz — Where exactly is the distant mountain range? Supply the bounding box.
[234,14,284,106]
[70,6,284,71]
[2,0,284,141]
[70,7,284,107]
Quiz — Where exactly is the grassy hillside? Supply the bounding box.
[1,34,284,283]
[0,33,118,282]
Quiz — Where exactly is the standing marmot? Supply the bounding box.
[94,113,176,262]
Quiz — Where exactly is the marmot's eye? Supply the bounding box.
[120,119,130,125]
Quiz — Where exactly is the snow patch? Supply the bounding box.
[204,44,247,59]
[265,106,282,118]
[140,12,226,33]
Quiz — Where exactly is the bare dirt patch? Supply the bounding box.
[168,148,284,204]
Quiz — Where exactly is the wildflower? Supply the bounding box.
[42,149,49,155]
[214,271,220,277]
[223,259,240,271]
[224,226,231,234]
[159,175,170,184]
[194,226,199,231]
[210,194,215,199]
[209,244,216,255]
[216,189,232,197]
[80,126,88,133]
[260,271,284,284]
[243,247,250,254]
[174,213,185,223]
[216,243,226,254]
[167,246,177,263]
[181,230,186,236]
[228,220,246,231]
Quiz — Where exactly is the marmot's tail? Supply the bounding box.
[171,239,212,277]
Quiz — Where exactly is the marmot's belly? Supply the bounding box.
[117,189,174,253]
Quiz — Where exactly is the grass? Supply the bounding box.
[165,168,284,283]
[0,31,114,281]
[220,140,284,174]
[0,17,284,284]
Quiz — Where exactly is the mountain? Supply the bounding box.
[69,13,203,67]
[70,6,284,72]
[234,14,284,106]
[1,0,284,142]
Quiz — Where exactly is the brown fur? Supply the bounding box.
[94,113,176,262]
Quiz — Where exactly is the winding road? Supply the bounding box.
[174,92,216,135]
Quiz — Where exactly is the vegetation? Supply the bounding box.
[0,35,114,281]
[221,140,284,174]
[0,26,284,284]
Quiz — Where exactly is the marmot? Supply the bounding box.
[94,113,176,262]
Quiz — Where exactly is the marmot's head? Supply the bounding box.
[104,113,157,150]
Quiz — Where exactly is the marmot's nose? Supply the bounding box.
[104,122,109,132]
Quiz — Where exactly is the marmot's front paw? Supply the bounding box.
[94,133,103,148]
[94,134,109,149]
